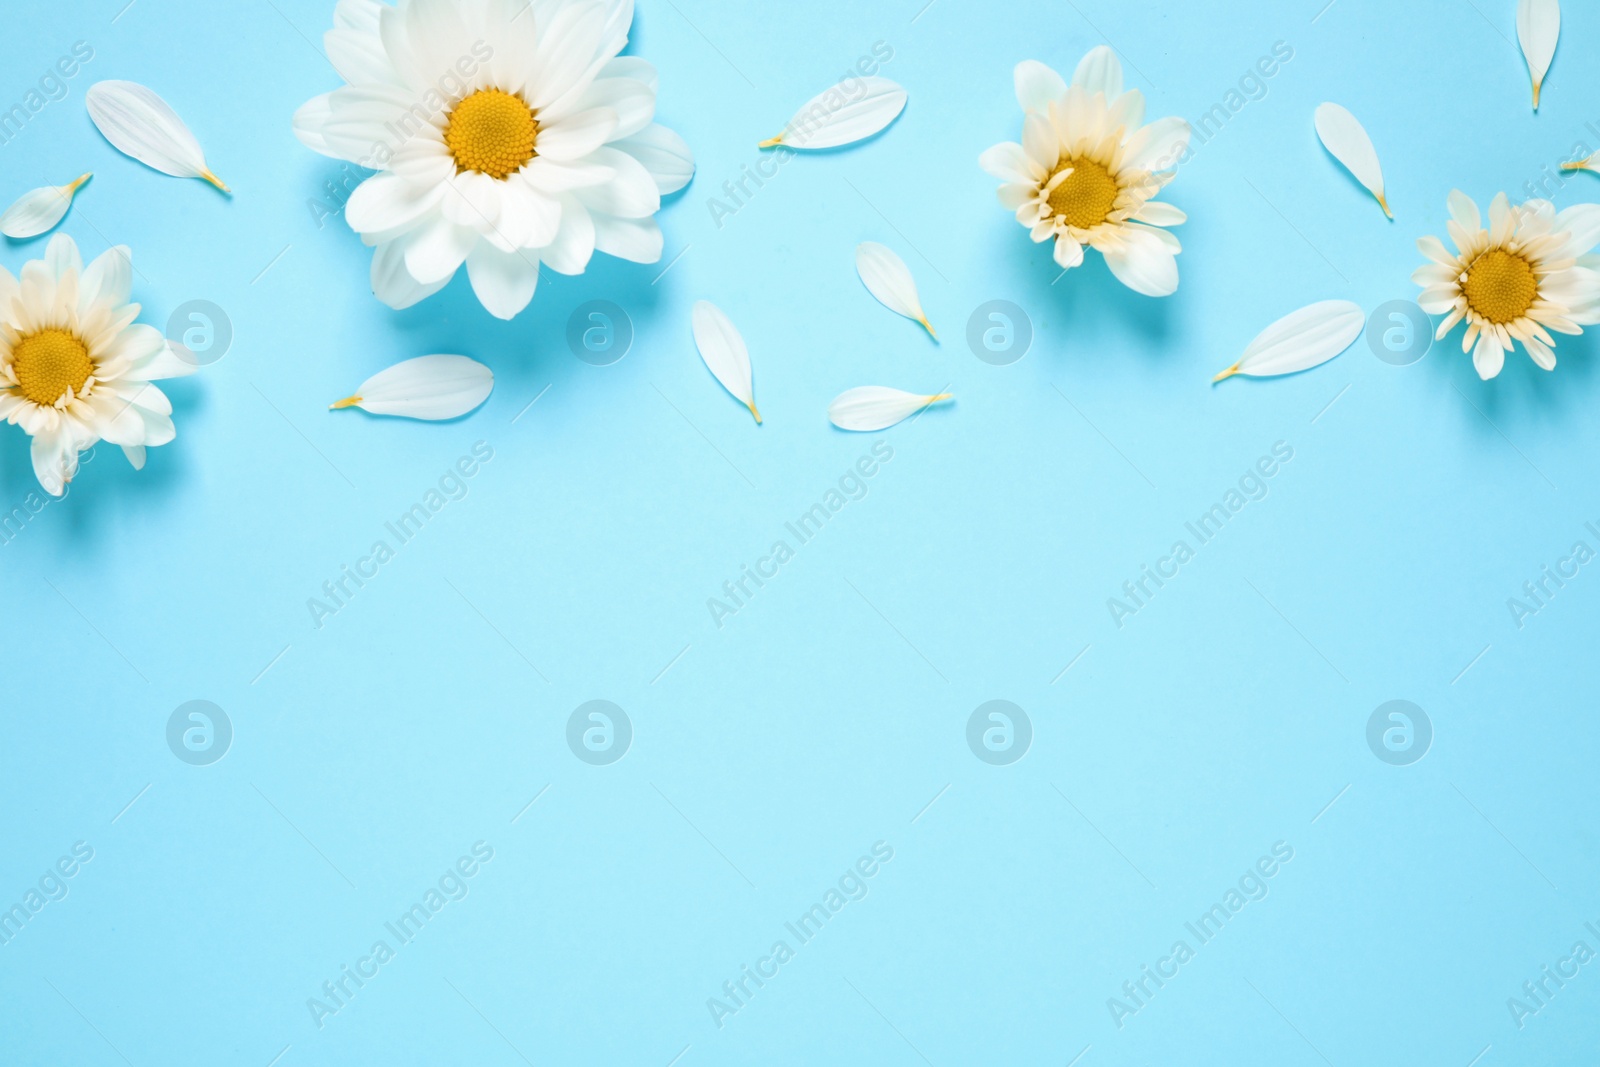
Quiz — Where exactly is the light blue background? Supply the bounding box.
[3,0,1598,1064]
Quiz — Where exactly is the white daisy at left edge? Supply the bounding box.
[0,234,197,495]
[980,47,1191,297]
[293,0,695,320]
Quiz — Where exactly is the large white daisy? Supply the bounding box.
[1413,190,1600,379]
[0,234,194,496]
[294,0,694,319]
[980,47,1191,297]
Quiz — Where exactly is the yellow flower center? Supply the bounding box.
[1462,248,1538,324]
[1047,157,1121,230]
[12,328,92,406]
[444,89,538,180]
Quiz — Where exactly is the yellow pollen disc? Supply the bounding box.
[1046,156,1121,230]
[12,328,92,406]
[1462,248,1538,325]
[444,89,538,180]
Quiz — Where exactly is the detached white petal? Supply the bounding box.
[855,242,935,339]
[331,355,493,419]
[827,386,952,431]
[1314,104,1390,219]
[1563,149,1600,175]
[691,300,760,423]
[85,81,228,192]
[1214,300,1365,381]
[0,175,91,239]
[1517,0,1560,109]
[761,77,906,150]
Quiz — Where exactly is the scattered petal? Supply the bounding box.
[330,355,493,419]
[1313,103,1391,219]
[0,175,91,239]
[1562,149,1600,175]
[1213,300,1365,382]
[760,77,906,150]
[85,80,229,192]
[855,242,935,339]
[691,300,760,423]
[827,386,952,431]
[1517,0,1560,110]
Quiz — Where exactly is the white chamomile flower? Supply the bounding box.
[0,234,195,496]
[293,0,694,320]
[980,47,1191,297]
[1412,190,1600,379]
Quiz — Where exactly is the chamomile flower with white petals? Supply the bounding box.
[1412,190,1600,379]
[293,0,694,320]
[0,234,195,495]
[980,47,1191,297]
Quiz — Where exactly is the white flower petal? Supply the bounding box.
[1014,60,1067,113]
[1215,299,1364,381]
[79,245,132,315]
[612,124,695,195]
[827,386,952,432]
[1103,227,1178,297]
[855,242,934,338]
[1524,336,1557,370]
[1071,46,1123,99]
[30,425,79,498]
[1023,113,1058,170]
[535,107,620,161]
[44,232,82,279]
[979,142,1044,184]
[763,77,906,150]
[333,354,493,419]
[292,93,338,158]
[465,244,540,319]
[526,1,608,110]
[1517,0,1560,109]
[691,300,760,423]
[0,175,91,240]
[1314,103,1391,219]
[1121,116,1190,173]
[1490,193,1515,244]
[85,81,228,191]
[1053,234,1084,269]
[1133,201,1186,227]
[1473,333,1506,379]
[405,217,479,285]
[590,212,660,264]
[572,75,654,139]
[370,237,452,310]
[1447,189,1481,233]
[1556,204,1600,255]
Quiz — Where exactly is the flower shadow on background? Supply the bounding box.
[1438,316,1599,450]
[1009,233,1182,359]
[0,381,203,545]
